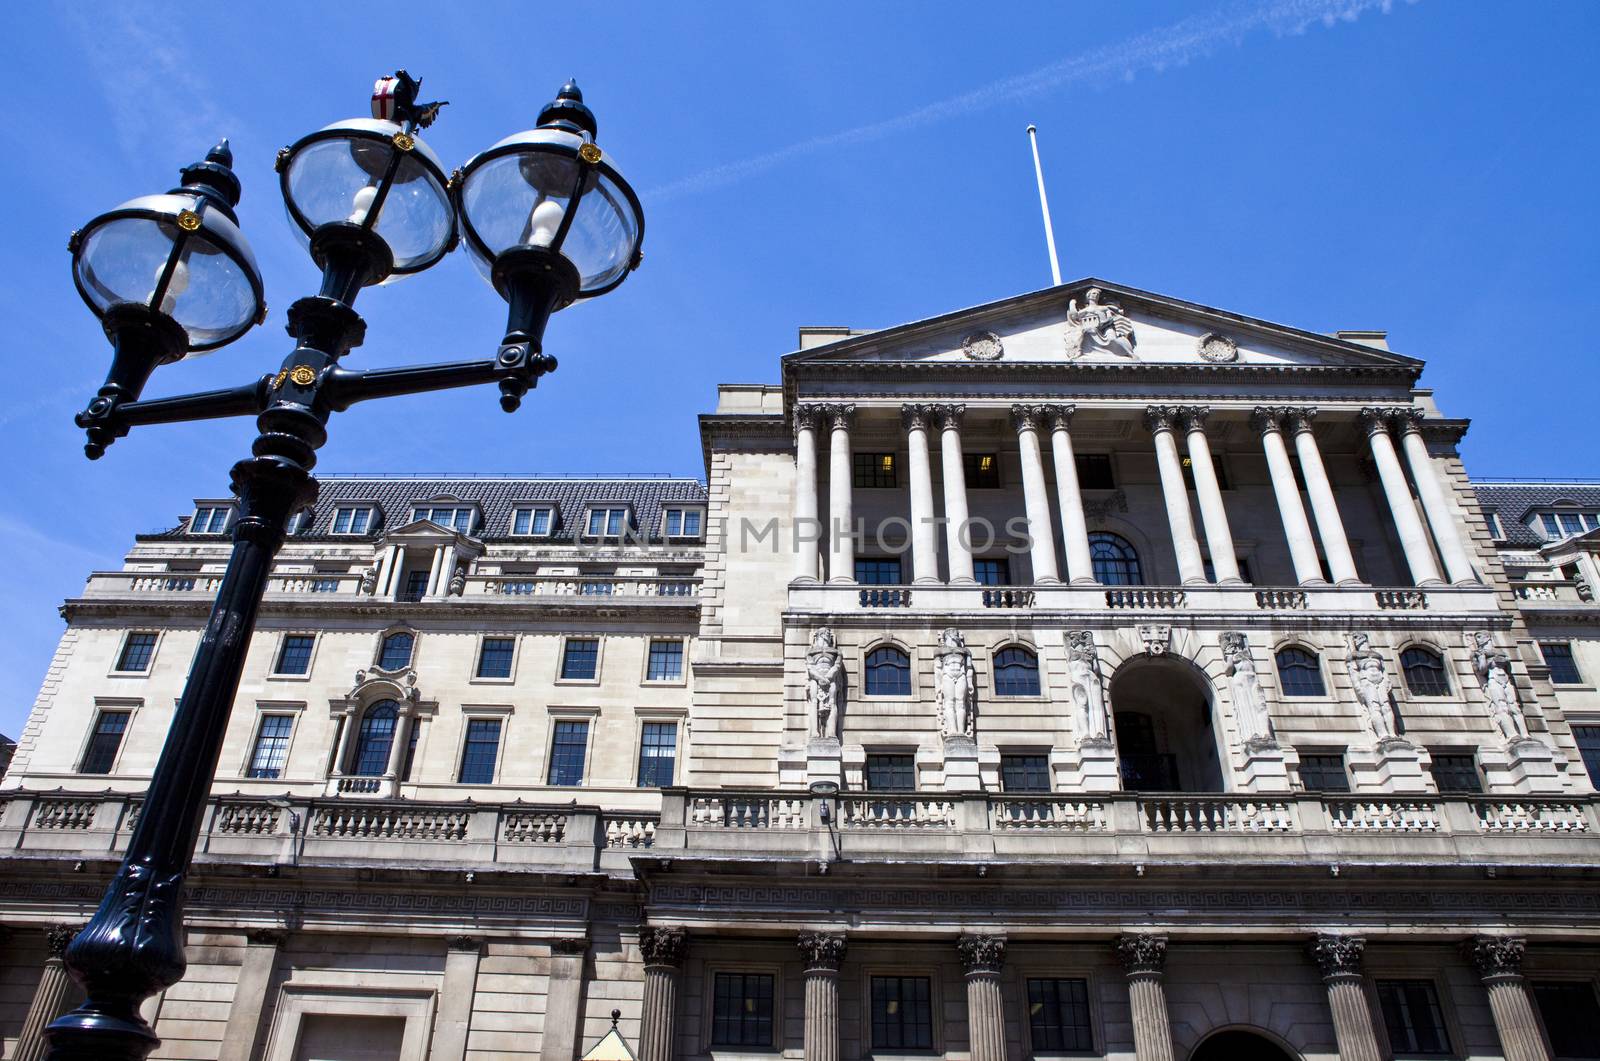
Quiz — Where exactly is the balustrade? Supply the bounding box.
[501,809,569,843]
[312,803,471,841]
[1106,588,1187,609]
[981,588,1034,608]
[33,799,98,830]
[1140,796,1296,833]
[214,802,281,835]
[1475,799,1590,833]
[1375,589,1428,609]
[858,587,912,608]
[840,796,957,829]
[994,798,1108,830]
[1325,798,1441,832]
[604,814,659,848]
[1255,588,1308,609]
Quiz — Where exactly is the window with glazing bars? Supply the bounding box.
[310,578,339,593]
[1540,642,1583,685]
[711,972,774,1046]
[865,647,911,696]
[1400,647,1451,696]
[561,639,599,680]
[512,506,553,535]
[548,721,588,785]
[400,717,419,782]
[1000,754,1050,793]
[331,506,371,534]
[79,711,129,774]
[586,508,627,536]
[964,452,1000,488]
[247,715,293,779]
[1375,980,1451,1056]
[457,719,501,784]
[1429,752,1483,794]
[853,452,897,488]
[974,558,1010,585]
[1075,453,1115,489]
[854,558,902,585]
[993,647,1041,697]
[1089,532,1142,585]
[413,506,473,532]
[1298,752,1350,792]
[1275,647,1326,696]
[275,635,314,675]
[637,722,677,788]
[663,508,702,536]
[1028,977,1093,1052]
[1574,725,1600,789]
[870,976,932,1049]
[116,632,158,672]
[190,506,231,534]
[378,632,414,670]
[476,637,514,678]
[865,753,915,791]
[646,640,683,681]
[1532,980,1600,1060]
[352,703,397,776]
[399,569,429,602]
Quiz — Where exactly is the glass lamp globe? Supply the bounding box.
[70,140,264,355]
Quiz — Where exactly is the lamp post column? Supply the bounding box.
[934,404,975,584]
[902,405,940,583]
[798,933,846,1061]
[1360,408,1444,586]
[957,935,1008,1061]
[637,927,687,1061]
[1309,935,1382,1061]
[1465,937,1551,1061]
[1046,405,1096,584]
[1395,410,1479,585]
[1012,405,1061,583]
[822,404,857,583]
[1289,410,1363,585]
[15,927,80,1061]
[1254,406,1327,585]
[793,405,821,583]
[1178,406,1241,583]
[1146,407,1207,585]
[1116,934,1176,1061]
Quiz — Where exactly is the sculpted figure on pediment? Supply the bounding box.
[1065,287,1137,360]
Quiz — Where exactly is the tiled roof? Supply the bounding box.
[1472,481,1600,548]
[148,477,708,544]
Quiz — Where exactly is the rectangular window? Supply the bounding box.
[974,558,1010,586]
[866,753,916,791]
[331,506,371,535]
[247,715,294,779]
[1560,512,1587,535]
[637,722,677,788]
[79,710,130,774]
[964,452,1001,488]
[1028,977,1094,1052]
[1000,753,1050,793]
[191,505,232,534]
[1376,979,1452,1056]
[412,506,474,533]
[1181,454,1229,491]
[457,718,502,784]
[1430,752,1483,794]
[646,640,684,682]
[711,971,774,1047]
[579,577,615,596]
[274,635,315,676]
[560,639,599,680]
[476,637,515,679]
[1298,752,1350,792]
[310,578,339,593]
[852,452,898,488]
[116,632,158,673]
[1076,453,1115,490]
[663,508,703,536]
[1532,980,1600,1060]
[512,506,554,536]
[870,975,933,1049]
[1540,642,1583,685]
[854,558,903,585]
[1573,725,1600,788]
[548,720,589,785]
[1485,511,1505,540]
[401,718,419,782]
[1542,513,1563,538]
[585,508,627,536]
[400,569,429,602]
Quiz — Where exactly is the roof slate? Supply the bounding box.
[1472,481,1600,548]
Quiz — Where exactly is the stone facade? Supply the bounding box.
[2,281,1597,1060]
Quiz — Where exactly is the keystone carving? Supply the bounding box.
[797,931,847,972]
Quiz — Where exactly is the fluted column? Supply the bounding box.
[1396,410,1479,585]
[1012,405,1061,583]
[1178,407,1241,584]
[799,932,846,1061]
[1146,407,1207,585]
[1288,410,1363,586]
[1466,937,1551,1061]
[819,404,857,583]
[793,406,822,583]
[1046,405,1096,584]
[934,404,976,584]
[15,926,79,1061]
[1309,934,1383,1061]
[1254,406,1326,585]
[1360,408,1444,586]
[902,406,940,583]
[638,926,687,1061]
[958,936,1008,1061]
[1116,934,1175,1061]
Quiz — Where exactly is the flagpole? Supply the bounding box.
[1026,124,1063,286]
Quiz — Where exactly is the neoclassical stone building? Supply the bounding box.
[2,280,1597,1061]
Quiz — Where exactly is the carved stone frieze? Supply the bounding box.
[1464,935,1526,979]
[956,934,1006,974]
[638,925,688,967]
[1309,933,1365,979]
[1115,933,1168,975]
[797,931,847,972]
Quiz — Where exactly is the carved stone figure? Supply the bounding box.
[359,564,379,594]
[1067,631,1109,743]
[448,564,467,597]
[933,628,976,739]
[1470,631,1529,743]
[1347,633,1399,740]
[805,628,844,740]
[1065,287,1137,360]
[1222,632,1274,746]
[1138,624,1170,656]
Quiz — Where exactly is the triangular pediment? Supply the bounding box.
[784,279,1421,373]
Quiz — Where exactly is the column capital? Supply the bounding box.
[1285,406,1320,433]
[1358,406,1403,436]
[1115,933,1168,976]
[1010,403,1050,433]
[900,403,936,432]
[1251,405,1292,434]
[1176,405,1211,433]
[794,404,823,432]
[1391,407,1427,435]
[447,935,484,953]
[45,925,79,959]
[246,928,288,948]
[1464,936,1526,980]
[810,403,855,431]
[639,925,688,969]
[956,934,1006,975]
[1041,402,1077,430]
[1144,405,1180,433]
[798,931,848,973]
[1309,933,1366,979]
[550,937,589,956]
[929,403,966,430]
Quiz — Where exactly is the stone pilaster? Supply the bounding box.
[957,935,1008,1061]
[1115,934,1175,1061]
[429,936,482,1061]
[799,932,846,1061]
[1309,934,1382,1061]
[542,939,588,1061]
[1465,937,1551,1061]
[14,925,80,1061]
[638,926,687,1061]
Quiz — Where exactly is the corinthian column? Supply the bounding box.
[793,405,822,583]
[1309,934,1382,1061]
[1288,410,1363,585]
[638,926,687,1061]
[1465,937,1551,1061]
[821,404,857,583]
[957,935,1007,1061]
[1012,405,1061,583]
[799,932,846,1061]
[1045,405,1096,584]
[1116,934,1175,1061]
[1178,407,1240,583]
[934,404,975,584]
[1146,407,1206,585]
[902,406,940,583]
[14,926,79,1061]
[1254,406,1326,585]
[1361,408,1444,586]
[1395,410,1479,585]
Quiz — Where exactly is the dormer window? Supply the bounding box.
[189,505,234,535]
[1485,511,1505,541]
[331,505,375,535]
[663,507,703,538]
[586,507,630,537]
[412,505,476,534]
[1534,510,1600,540]
[512,505,555,536]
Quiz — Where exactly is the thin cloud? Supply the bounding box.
[645,0,1405,201]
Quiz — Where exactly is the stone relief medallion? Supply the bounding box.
[962,331,1004,361]
[1197,332,1239,363]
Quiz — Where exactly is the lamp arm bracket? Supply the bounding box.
[76,377,273,457]
[320,347,556,414]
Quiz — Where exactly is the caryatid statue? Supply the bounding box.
[1222,632,1275,746]
[934,628,977,740]
[1470,631,1531,743]
[1067,631,1109,743]
[805,628,844,740]
[1065,286,1137,360]
[1347,633,1399,741]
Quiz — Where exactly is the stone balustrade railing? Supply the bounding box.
[1511,579,1593,604]
[469,575,700,599]
[1106,588,1188,609]
[75,572,701,606]
[1254,589,1308,610]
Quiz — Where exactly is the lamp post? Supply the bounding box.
[47,73,644,1061]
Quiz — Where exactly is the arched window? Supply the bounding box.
[378,631,414,670]
[352,701,398,776]
[993,646,1041,696]
[1275,647,1326,697]
[1401,647,1451,696]
[1089,532,1142,585]
[864,647,911,697]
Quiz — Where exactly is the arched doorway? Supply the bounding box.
[1190,1028,1298,1061]
[1109,655,1225,792]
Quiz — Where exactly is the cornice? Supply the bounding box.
[60,597,702,623]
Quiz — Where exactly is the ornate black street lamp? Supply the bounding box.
[48,73,643,1061]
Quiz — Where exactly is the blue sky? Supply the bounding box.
[1,0,1595,737]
